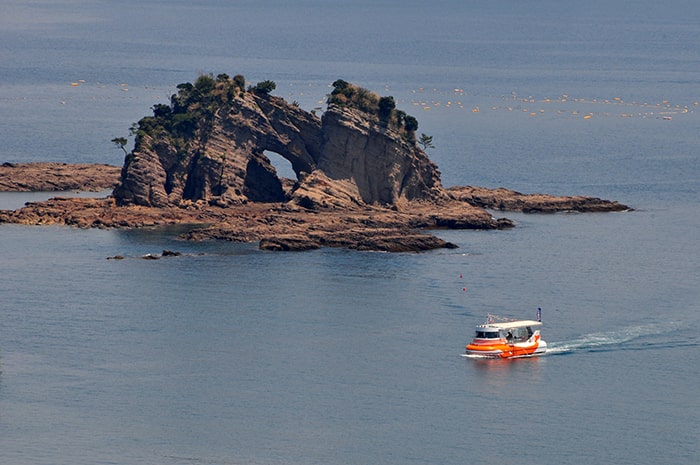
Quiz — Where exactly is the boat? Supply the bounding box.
[464,310,547,358]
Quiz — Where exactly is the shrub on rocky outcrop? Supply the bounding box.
[251,80,276,96]
[328,80,418,140]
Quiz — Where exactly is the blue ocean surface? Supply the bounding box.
[1,1,698,464]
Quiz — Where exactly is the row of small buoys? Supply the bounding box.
[407,87,696,120]
[4,80,695,122]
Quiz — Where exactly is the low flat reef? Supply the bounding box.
[0,162,629,252]
[0,162,121,192]
[0,189,500,252]
[447,186,631,213]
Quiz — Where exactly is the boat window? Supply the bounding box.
[475,331,500,339]
[511,327,530,342]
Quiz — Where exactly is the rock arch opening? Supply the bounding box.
[264,150,297,181]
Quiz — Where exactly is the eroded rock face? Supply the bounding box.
[114,92,323,207]
[113,81,446,209]
[318,105,447,205]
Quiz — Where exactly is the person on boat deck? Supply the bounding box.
[506,330,513,343]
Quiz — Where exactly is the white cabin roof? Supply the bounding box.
[476,320,542,330]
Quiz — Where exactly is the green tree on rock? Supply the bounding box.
[252,80,276,95]
[378,96,396,120]
[418,133,434,151]
[404,115,418,132]
[111,137,128,156]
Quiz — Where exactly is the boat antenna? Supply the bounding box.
[537,307,542,322]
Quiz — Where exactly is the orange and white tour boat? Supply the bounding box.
[464,310,547,359]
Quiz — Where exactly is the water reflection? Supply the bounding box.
[466,356,543,392]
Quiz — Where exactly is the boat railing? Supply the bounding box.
[485,313,519,324]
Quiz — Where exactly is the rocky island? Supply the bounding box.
[0,74,629,251]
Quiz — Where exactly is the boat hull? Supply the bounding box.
[465,340,547,359]
[464,316,547,359]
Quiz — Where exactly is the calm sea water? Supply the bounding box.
[1,1,698,464]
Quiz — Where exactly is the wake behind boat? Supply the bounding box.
[464,309,547,359]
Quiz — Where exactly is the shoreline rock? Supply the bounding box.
[0,178,630,252]
[0,194,493,252]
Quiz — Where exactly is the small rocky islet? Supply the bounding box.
[0,74,629,252]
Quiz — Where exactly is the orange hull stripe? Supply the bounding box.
[466,342,541,358]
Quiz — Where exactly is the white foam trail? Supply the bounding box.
[546,322,686,355]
